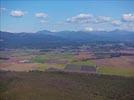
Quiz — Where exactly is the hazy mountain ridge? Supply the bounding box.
[0,30,134,49]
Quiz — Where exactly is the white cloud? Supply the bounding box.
[35,13,47,18]
[67,13,93,23]
[66,14,112,25]
[111,20,122,26]
[66,13,134,31]
[50,30,57,32]
[40,20,47,23]
[84,27,93,31]
[96,16,111,23]
[10,10,25,17]
[122,13,134,22]
[119,22,134,31]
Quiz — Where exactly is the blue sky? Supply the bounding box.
[0,0,134,32]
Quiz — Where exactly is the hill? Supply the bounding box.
[0,30,134,49]
[0,71,134,100]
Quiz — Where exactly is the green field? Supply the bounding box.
[31,54,134,77]
[0,50,134,100]
[97,66,134,77]
[0,50,134,77]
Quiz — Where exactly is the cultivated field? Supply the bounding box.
[0,49,134,77]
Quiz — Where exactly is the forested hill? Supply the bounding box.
[0,30,134,49]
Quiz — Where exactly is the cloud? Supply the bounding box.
[96,16,111,23]
[66,13,134,31]
[111,20,122,26]
[84,27,93,31]
[10,10,25,17]
[119,22,134,31]
[66,13,112,25]
[40,20,48,24]
[66,13,93,23]
[35,13,47,18]
[50,29,57,32]
[66,13,116,31]
[122,13,134,22]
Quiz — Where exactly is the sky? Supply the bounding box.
[0,0,134,32]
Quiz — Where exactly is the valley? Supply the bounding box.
[0,42,134,77]
[1,0,134,100]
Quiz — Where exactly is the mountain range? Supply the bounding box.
[0,30,134,49]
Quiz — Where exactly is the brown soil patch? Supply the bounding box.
[0,62,38,71]
[75,51,95,61]
[92,56,134,69]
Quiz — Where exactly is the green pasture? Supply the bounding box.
[71,60,96,66]
[98,66,134,77]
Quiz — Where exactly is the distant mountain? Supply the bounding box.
[37,30,134,42]
[0,31,71,49]
[0,30,134,49]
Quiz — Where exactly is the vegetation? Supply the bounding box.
[71,60,96,66]
[0,71,134,100]
[0,49,134,76]
[98,66,134,77]
[31,55,47,63]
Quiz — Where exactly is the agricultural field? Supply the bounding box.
[1,1,134,100]
[92,56,134,77]
[0,49,134,77]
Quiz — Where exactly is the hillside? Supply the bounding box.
[0,30,134,49]
[0,71,134,100]
[0,31,72,49]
